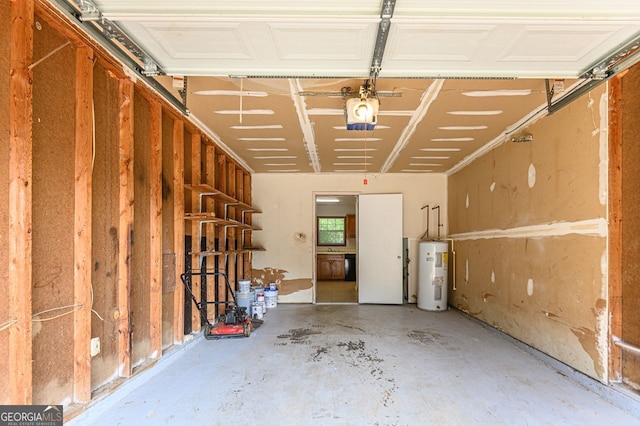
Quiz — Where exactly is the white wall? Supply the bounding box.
[251,173,448,303]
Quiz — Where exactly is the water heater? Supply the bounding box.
[417,241,449,311]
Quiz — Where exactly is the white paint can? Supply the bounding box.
[269,282,277,290]
[251,302,264,320]
[238,280,251,293]
[264,288,278,308]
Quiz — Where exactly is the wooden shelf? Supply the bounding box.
[189,250,251,256]
[183,215,260,231]
[184,183,262,214]
[184,183,263,257]
[184,212,219,221]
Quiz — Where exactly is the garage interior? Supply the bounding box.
[2,0,640,422]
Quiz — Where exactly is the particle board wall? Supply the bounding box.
[621,65,640,389]
[31,17,76,403]
[0,0,11,404]
[132,91,152,367]
[448,86,608,380]
[90,62,121,390]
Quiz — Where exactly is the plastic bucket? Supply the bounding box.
[235,291,252,311]
[238,280,251,293]
[264,288,278,309]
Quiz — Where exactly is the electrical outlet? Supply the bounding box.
[90,337,100,357]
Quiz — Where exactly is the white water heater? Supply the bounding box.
[417,241,449,311]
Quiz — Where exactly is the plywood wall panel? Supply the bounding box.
[90,62,120,390]
[448,86,608,380]
[31,16,75,404]
[621,65,640,389]
[0,0,12,404]
[132,91,151,367]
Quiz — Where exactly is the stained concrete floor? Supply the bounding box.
[71,305,640,426]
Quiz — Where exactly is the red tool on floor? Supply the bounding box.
[180,270,262,339]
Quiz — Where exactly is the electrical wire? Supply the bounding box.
[32,304,84,322]
[0,318,18,332]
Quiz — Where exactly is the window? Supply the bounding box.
[317,216,346,246]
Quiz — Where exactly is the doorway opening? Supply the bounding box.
[314,194,358,303]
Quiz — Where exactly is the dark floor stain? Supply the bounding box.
[407,329,444,345]
[311,346,329,362]
[335,339,394,407]
[277,328,322,342]
[336,323,367,332]
[337,339,366,352]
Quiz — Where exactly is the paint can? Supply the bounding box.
[269,282,277,291]
[235,291,252,312]
[254,290,265,303]
[251,302,264,320]
[264,288,278,308]
[238,280,251,293]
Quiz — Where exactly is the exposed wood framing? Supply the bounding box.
[235,168,244,278]
[190,133,202,332]
[8,0,34,405]
[73,45,94,403]
[172,119,185,343]
[117,78,134,378]
[608,76,623,383]
[243,172,252,277]
[227,162,237,289]
[202,143,215,320]
[149,100,163,358]
[216,154,229,303]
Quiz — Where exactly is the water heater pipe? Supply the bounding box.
[419,204,429,240]
[442,238,456,291]
[431,206,443,240]
[613,336,640,356]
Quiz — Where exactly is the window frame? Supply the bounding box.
[316,216,347,246]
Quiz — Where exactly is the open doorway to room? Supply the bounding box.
[314,195,358,303]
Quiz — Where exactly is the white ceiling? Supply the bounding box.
[64,0,640,173]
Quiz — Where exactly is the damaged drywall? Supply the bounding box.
[448,85,608,381]
[250,267,313,302]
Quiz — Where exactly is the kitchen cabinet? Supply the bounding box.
[346,214,356,238]
[317,254,345,280]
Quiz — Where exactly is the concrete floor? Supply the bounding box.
[70,305,640,426]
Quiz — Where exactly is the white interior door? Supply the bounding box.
[358,193,403,304]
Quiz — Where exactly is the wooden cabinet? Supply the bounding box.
[346,214,356,239]
[317,254,345,280]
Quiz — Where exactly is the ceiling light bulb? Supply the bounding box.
[354,102,372,120]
